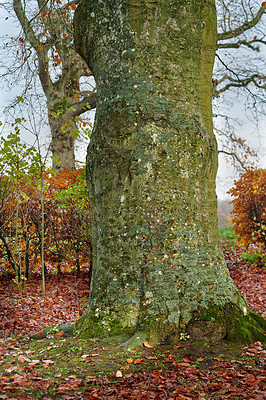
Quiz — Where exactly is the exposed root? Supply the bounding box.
[27,323,74,340]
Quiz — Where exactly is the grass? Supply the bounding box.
[218,226,238,240]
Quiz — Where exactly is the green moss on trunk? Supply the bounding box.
[73,0,265,344]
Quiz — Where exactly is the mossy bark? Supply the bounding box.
[73,0,265,344]
[47,106,75,170]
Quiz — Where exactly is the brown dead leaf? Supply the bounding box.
[86,375,97,380]
[17,355,31,363]
[183,356,193,363]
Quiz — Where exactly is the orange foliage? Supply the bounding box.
[229,169,266,251]
[0,169,91,278]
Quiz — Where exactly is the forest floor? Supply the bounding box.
[0,241,265,399]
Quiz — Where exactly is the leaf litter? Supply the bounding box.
[0,248,265,399]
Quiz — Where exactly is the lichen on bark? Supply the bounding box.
[73,0,265,344]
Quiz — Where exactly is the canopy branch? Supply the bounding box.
[217,39,264,51]
[218,149,249,171]
[13,0,52,95]
[215,74,266,95]
[71,92,97,117]
[217,6,265,41]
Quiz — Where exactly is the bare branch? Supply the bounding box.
[217,39,265,51]
[217,5,266,41]
[13,0,52,95]
[218,149,248,171]
[216,73,266,95]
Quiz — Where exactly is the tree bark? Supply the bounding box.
[73,0,265,344]
[47,108,75,170]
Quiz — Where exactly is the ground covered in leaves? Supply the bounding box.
[0,244,265,399]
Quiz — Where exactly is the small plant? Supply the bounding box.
[219,226,238,240]
[179,332,190,341]
[241,252,266,268]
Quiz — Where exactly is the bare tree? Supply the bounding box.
[1,0,96,169]
[214,1,266,168]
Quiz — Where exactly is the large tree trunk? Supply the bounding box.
[74,0,265,344]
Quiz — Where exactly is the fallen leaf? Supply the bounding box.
[143,341,153,348]
[183,356,193,363]
[86,375,97,380]
[115,370,123,378]
[134,358,143,364]
[55,331,64,338]
[17,355,31,363]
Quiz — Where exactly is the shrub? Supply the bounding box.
[228,169,266,252]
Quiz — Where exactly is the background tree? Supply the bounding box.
[2,0,97,169]
[0,1,264,174]
[73,0,265,345]
[214,1,266,169]
[229,169,266,250]
[217,199,233,228]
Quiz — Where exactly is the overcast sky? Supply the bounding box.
[0,4,265,200]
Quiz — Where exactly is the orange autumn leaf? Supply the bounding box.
[55,331,64,338]
[40,45,44,51]
[70,4,77,10]
[134,358,143,364]
[229,169,266,251]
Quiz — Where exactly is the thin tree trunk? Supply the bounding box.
[25,235,30,280]
[74,0,265,344]
[75,241,80,278]
[0,231,18,274]
[40,166,45,295]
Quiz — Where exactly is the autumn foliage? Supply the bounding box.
[0,168,91,279]
[229,169,266,252]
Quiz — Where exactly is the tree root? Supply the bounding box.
[26,323,74,340]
